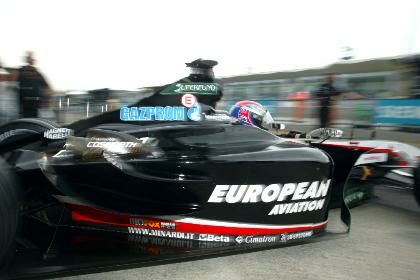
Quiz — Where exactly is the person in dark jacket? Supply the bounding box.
[315,74,341,127]
[315,73,364,127]
[17,52,50,118]
[137,58,223,108]
[69,59,224,134]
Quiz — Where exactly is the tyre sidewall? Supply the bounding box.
[0,157,20,268]
[414,163,420,206]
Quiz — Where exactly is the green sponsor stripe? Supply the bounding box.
[161,83,219,95]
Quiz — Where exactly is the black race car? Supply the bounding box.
[0,64,418,278]
[0,115,352,277]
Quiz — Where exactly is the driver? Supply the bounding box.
[229,100,275,130]
[230,101,306,138]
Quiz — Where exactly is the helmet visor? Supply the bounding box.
[261,110,274,130]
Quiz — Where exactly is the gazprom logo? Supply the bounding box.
[120,105,202,121]
[187,106,202,121]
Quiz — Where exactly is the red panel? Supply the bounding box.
[69,204,327,236]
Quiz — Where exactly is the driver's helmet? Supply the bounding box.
[229,100,274,130]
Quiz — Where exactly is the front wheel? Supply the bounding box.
[0,158,20,267]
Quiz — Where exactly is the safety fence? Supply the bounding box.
[218,98,420,132]
[1,97,420,134]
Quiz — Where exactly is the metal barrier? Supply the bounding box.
[1,97,419,135]
[217,99,377,125]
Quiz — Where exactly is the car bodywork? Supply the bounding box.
[3,121,336,236]
[0,113,418,279]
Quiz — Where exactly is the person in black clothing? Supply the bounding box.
[138,58,223,108]
[17,52,50,118]
[315,73,364,127]
[315,74,341,128]
[69,58,224,133]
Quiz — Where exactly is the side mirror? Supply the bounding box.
[271,122,286,130]
[309,128,343,139]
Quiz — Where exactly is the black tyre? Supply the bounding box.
[0,119,57,266]
[0,157,20,267]
[414,163,420,206]
[0,118,60,151]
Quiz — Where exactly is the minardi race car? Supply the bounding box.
[229,100,420,206]
[1,82,419,278]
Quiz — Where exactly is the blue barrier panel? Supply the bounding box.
[374,99,420,125]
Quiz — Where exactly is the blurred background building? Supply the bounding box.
[222,56,414,100]
[217,54,420,126]
[2,53,420,132]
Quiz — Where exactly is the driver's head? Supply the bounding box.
[229,100,274,130]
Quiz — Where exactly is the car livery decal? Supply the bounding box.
[208,179,331,216]
[66,203,327,242]
[160,83,219,95]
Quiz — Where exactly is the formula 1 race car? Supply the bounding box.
[0,94,418,278]
[229,100,420,208]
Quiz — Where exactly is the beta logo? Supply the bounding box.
[198,234,230,243]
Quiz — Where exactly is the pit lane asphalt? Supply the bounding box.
[61,202,420,280]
